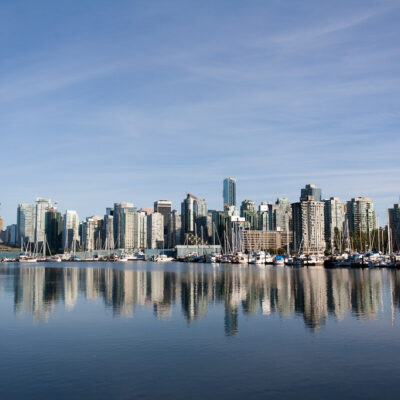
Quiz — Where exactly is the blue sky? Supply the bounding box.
[1,0,399,225]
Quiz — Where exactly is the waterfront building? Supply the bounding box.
[223,177,237,209]
[113,202,136,249]
[154,200,172,235]
[240,200,258,230]
[167,210,182,248]
[292,196,326,253]
[300,184,322,202]
[17,203,36,246]
[324,197,346,251]
[347,197,376,235]
[388,203,400,251]
[147,212,164,249]
[45,208,62,251]
[35,198,52,245]
[62,210,80,252]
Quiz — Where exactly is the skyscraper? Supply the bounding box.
[17,203,36,246]
[389,203,400,251]
[35,198,52,244]
[300,184,322,202]
[0,217,3,232]
[347,197,376,234]
[147,212,164,249]
[113,202,136,249]
[45,208,62,251]
[167,210,182,248]
[292,196,325,253]
[62,210,80,251]
[223,177,236,209]
[154,200,172,235]
[240,200,258,230]
[324,197,346,250]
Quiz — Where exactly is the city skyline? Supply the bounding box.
[1,1,400,225]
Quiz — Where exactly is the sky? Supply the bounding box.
[1,0,399,225]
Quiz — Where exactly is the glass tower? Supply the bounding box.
[223,177,236,209]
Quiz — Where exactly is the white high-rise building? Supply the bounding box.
[113,202,136,249]
[292,196,325,253]
[82,216,102,252]
[103,214,114,250]
[62,210,80,251]
[35,198,52,244]
[147,212,164,249]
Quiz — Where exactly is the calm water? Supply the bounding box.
[1,262,400,399]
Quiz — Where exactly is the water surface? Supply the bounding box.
[0,262,399,399]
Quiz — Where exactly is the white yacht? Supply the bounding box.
[18,255,38,263]
[153,254,174,262]
[249,251,266,265]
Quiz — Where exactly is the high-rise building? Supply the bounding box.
[154,200,172,235]
[45,208,62,251]
[137,211,148,249]
[62,210,80,251]
[347,197,376,234]
[147,212,164,249]
[258,202,271,231]
[240,200,258,230]
[6,224,17,245]
[0,217,3,232]
[82,216,103,251]
[113,202,136,249]
[292,196,325,253]
[223,177,236,209]
[388,203,400,251]
[17,203,36,246]
[274,198,292,231]
[35,198,52,244]
[300,184,322,202]
[324,197,346,250]
[167,210,182,248]
[103,214,115,250]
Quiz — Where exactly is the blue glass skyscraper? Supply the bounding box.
[223,177,237,209]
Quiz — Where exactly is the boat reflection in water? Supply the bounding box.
[2,262,399,334]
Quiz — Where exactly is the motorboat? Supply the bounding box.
[152,254,174,262]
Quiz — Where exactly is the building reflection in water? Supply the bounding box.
[1,265,398,331]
